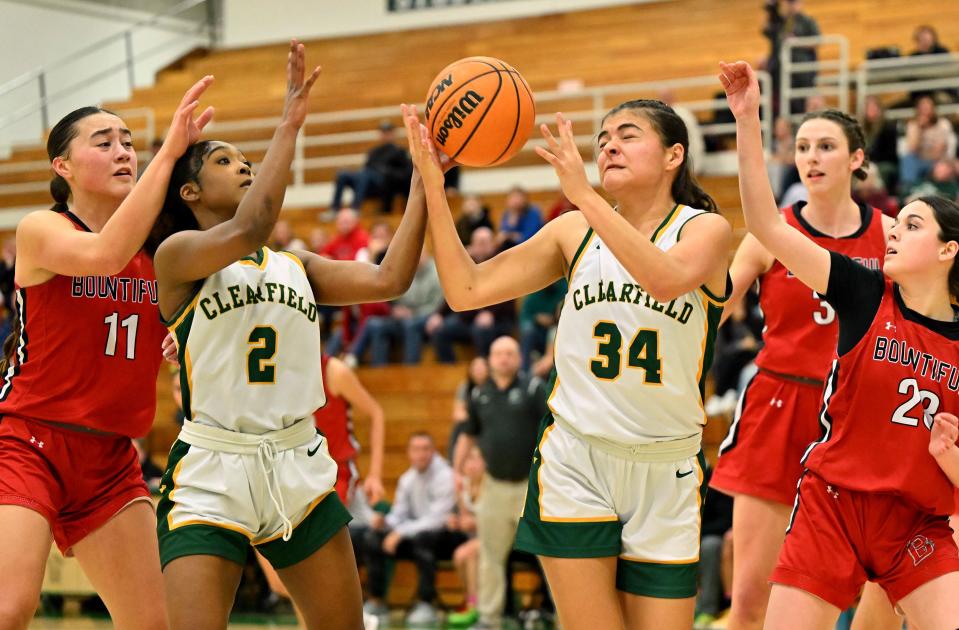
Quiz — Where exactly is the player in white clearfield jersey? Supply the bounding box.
[403,99,731,630]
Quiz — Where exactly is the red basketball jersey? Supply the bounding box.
[313,354,359,463]
[803,280,959,515]
[755,203,885,380]
[0,212,167,438]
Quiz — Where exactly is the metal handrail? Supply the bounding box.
[855,51,959,116]
[780,34,850,121]
[0,0,212,135]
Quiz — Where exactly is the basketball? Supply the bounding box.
[423,56,535,167]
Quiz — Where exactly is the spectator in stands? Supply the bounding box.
[911,25,949,57]
[861,96,901,193]
[455,194,493,246]
[853,163,898,217]
[451,336,549,629]
[544,193,577,222]
[362,432,463,626]
[269,218,306,251]
[695,473,734,628]
[447,445,484,627]
[426,228,516,362]
[308,226,329,253]
[659,88,705,175]
[768,117,797,200]
[495,187,543,251]
[346,250,444,366]
[329,120,413,214]
[449,357,490,459]
[909,159,959,200]
[762,0,821,115]
[518,279,566,371]
[321,208,369,260]
[899,95,956,193]
[705,89,736,152]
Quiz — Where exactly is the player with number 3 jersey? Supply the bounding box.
[709,108,893,629]
[722,59,959,630]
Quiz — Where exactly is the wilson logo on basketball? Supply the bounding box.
[424,74,453,120]
[434,91,485,146]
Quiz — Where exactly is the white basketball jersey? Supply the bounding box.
[548,205,726,444]
[168,247,325,434]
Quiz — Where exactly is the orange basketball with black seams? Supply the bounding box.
[423,56,535,167]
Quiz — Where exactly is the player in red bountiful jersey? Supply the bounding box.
[709,108,894,629]
[0,81,213,629]
[722,59,959,630]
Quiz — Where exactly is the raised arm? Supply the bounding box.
[290,167,430,306]
[154,40,321,292]
[533,112,730,303]
[403,105,567,311]
[720,60,831,295]
[16,76,215,285]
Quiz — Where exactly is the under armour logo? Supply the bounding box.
[770,398,783,408]
[826,484,839,499]
[906,535,935,566]
[885,322,897,331]
[29,436,44,449]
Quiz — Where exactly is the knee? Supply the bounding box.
[0,598,36,630]
[732,576,774,621]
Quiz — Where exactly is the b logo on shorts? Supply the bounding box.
[906,535,935,566]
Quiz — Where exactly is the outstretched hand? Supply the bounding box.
[534,112,593,206]
[401,104,452,189]
[161,75,216,158]
[282,39,322,129]
[718,60,761,121]
[930,412,959,458]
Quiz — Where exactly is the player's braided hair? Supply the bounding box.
[799,109,869,181]
[144,140,212,256]
[918,195,959,300]
[602,99,718,213]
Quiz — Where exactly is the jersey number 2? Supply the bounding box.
[247,326,277,384]
[890,377,939,429]
[590,321,662,383]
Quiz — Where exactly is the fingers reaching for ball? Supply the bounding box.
[401,104,445,186]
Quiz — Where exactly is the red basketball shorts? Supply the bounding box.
[711,370,825,505]
[772,472,959,609]
[0,415,151,554]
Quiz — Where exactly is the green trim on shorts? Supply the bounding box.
[514,411,622,558]
[255,491,351,569]
[616,557,698,598]
[156,439,252,568]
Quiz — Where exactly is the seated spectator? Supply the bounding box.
[899,95,956,193]
[861,96,901,193]
[696,470,734,628]
[768,117,797,201]
[908,159,959,200]
[330,120,413,214]
[269,219,306,251]
[346,250,444,366]
[518,279,566,371]
[426,228,516,362]
[911,24,949,57]
[495,187,542,251]
[321,208,369,261]
[853,163,898,217]
[447,445,484,627]
[362,433,464,626]
[449,357,490,459]
[455,194,493,246]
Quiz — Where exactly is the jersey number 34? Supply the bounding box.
[590,321,662,383]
